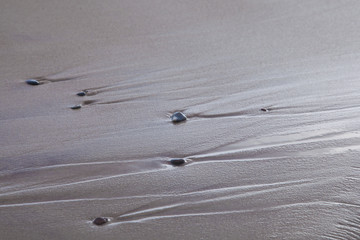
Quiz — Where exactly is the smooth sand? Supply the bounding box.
[1,0,360,239]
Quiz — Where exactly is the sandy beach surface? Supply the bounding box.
[1,0,360,239]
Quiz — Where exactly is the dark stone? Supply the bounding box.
[170,158,186,166]
[170,112,187,123]
[260,108,269,112]
[25,79,40,85]
[77,90,88,96]
[93,217,109,226]
[71,104,82,110]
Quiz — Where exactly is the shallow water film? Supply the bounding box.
[1,0,360,239]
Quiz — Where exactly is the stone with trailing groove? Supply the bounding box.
[76,90,88,96]
[71,104,82,110]
[25,79,40,85]
[93,217,109,226]
[170,112,187,123]
[170,158,186,166]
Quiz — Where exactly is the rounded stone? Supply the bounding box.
[93,217,109,226]
[25,79,40,86]
[70,104,82,110]
[170,112,187,123]
[170,158,186,166]
[260,108,269,112]
[76,90,88,96]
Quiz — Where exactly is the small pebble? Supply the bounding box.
[76,90,88,96]
[170,112,187,123]
[71,104,82,110]
[260,108,269,112]
[170,158,186,166]
[25,79,40,86]
[93,217,109,226]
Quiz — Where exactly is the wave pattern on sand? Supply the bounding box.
[1,0,360,239]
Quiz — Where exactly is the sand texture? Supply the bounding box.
[1,0,360,239]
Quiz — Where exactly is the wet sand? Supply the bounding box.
[1,0,360,239]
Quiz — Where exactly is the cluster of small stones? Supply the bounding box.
[26,80,273,225]
[25,81,267,166]
[25,83,270,114]
[26,79,88,110]
[71,90,88,109]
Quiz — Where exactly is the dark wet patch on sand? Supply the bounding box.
[189,110,248,119]
[96,96,149,105]
[82,100,98,105]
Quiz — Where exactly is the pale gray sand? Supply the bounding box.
[1,0,360,239]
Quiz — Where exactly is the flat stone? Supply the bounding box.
[170,158,186,166]
[93,217,109,226]
[76,90,88,96]
[170,112,187,123]
[25,79,40,85]
[71,104,82,110]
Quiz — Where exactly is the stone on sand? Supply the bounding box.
[170,112,187,123]
[76,90,88,96]
[93,217,109,226]
[71,104,82,110]
[25,79,40,85]
[170,158,186,166]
